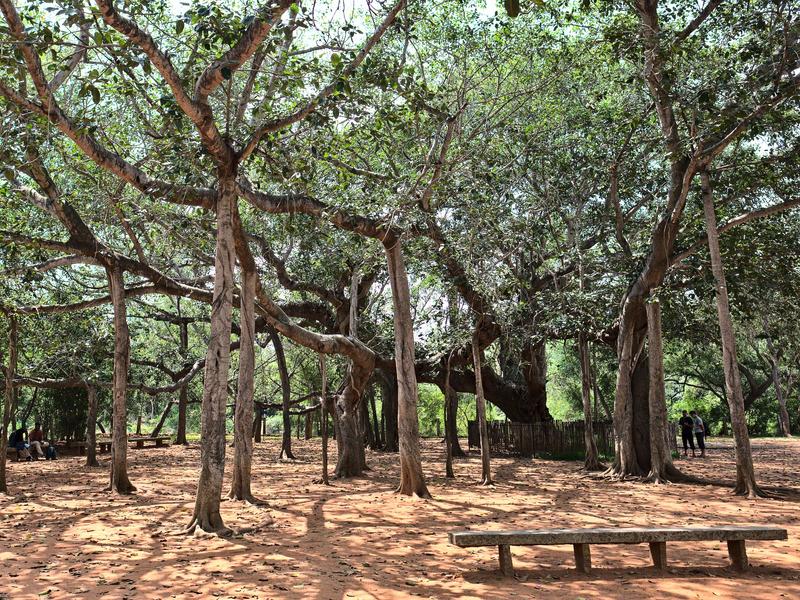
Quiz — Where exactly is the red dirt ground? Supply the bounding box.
[1,437,799,599]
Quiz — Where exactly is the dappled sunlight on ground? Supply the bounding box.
[1,437,798,599]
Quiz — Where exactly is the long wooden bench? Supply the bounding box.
[128,435,171,449]
[449,526,788,575]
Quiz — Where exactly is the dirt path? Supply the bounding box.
[1,437,798,599]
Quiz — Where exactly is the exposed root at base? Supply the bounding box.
[312,477,331,486]
[184,517,234,538]
[226,493,269,507]
[734,483,780,499]
[395,483,432,499]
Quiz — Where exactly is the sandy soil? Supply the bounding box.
[1,436,799,600]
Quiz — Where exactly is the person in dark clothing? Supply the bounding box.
[9,427,32,461]
[690,410,706,457]
[679,410,695,457]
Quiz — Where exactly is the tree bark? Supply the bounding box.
[333,383,367,477]
[645,299,681,483]
[578,334,602,470]
[187,177,237,534]
[472,329,492,486]
[107,264,135,494]
[385,241,430,497]
[176,321,189,445]
[0,314,18,494]
[701,170,764,497]
[85,385,100,467]
[272,330,295,459]
[228,266,261,503]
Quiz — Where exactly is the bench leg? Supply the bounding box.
[649,542,667,569]
[727,540,748,572]
[573,543,591,573]
[498,545,514,576]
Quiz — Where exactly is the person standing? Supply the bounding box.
[679,410,695,457]
[690,410,706,458]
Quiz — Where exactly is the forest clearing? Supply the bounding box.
[2,438,799,599]
[1,0,799,598]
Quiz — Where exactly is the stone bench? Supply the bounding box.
[449,526,788,575]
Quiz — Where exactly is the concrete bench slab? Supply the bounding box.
[449,526,788,575]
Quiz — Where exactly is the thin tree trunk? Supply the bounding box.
[379,371,399,452]
[85,385,100,467]
[135,413,142,435]
[369,388,381,449]
[187,178,237,534]
[385,241,430,497]
[701,170,764,497]
[472,329,492,486]
[228,266,261,504]
[305,412,313,440]
[0,314,18,494]
[763,319,792,437]
[149,398,173,438]
[21,387,37,426]
[176,321,189,445]
[319,354,329,485]
[578,334,602,470]
[253,409,262,443]
[107,265,135,494]
[645,299,681,483]
[272,330,295,459]
[444,354,455,479]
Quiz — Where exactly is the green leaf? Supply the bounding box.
[90,85,100,104]
[175,20,185,34]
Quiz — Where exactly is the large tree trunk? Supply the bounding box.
[333,381,367,477]
[645,299,681,483]
[85,385,100,467]
[107,264,135,494]
[187,177,237,535]
[273,330,295,460]
[578,334,602,470]
[0,314,18,494]
[228,266,260,504]
[472,329,492,486]
[176,321,189,445]
[701,170,763,497]
[385,241,430,497]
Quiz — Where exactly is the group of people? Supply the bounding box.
[679,410,707,458]
[7,422,57,461]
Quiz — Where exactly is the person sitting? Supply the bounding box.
[29,422,47,460]
[9,427,32,461]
